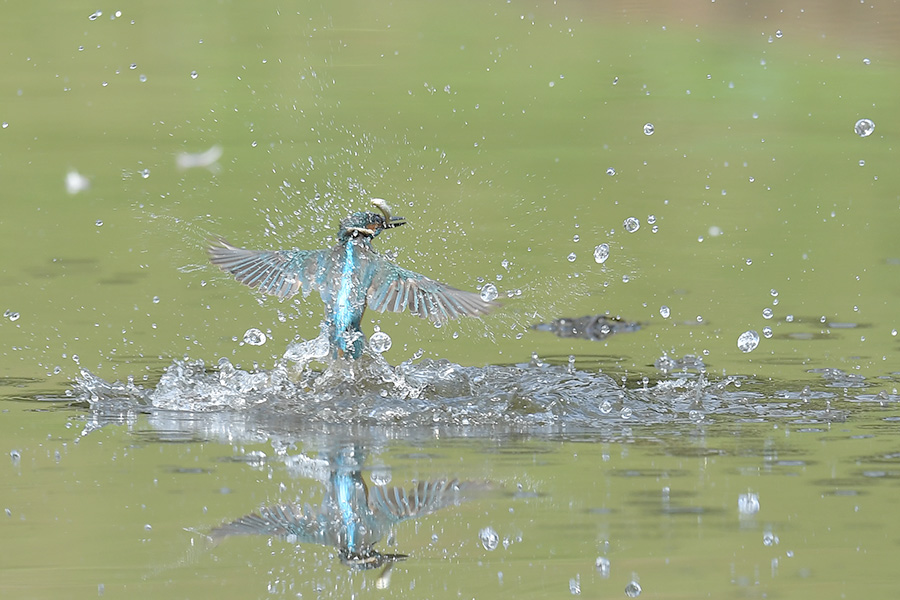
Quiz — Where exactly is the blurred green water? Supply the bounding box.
[1,0,897,389]
[1,1,900,598]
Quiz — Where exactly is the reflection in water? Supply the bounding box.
[209,444,490,586]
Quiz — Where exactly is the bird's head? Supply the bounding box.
[338,200,406,241]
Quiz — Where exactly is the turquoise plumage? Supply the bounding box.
[208,209,496,359]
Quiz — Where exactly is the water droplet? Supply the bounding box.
[144,523,152,531]
[625,580,642,597]
[9,450,21,464]
[643,123,654,135]
[479,527,500,551]
[647,214,656,224]
[763,530,780,546]
[858,159,865,167]
[593,243,609,264]
[480,283,498,302]
[569,577,581,595]
[738,492,760,515]
[623,217,640,233]
[369,331,392,353]
[95,219,103,227]
[863,57,871,65]
[775,29,783,38]
[370,467,392,486]
[152,296,160,304]
[88,10,102,21]
[595,556,611,577]
[762,307,773,319]
[242,328,267,346]
[606,167,616,176]
[139,74,147,83]
[140,168,150,179]
[737,330,760,353]
[190,70,199,80]
[854,118,875,137]
[659,305,670,319]
[566,252,577,263]
[8,311,20,322]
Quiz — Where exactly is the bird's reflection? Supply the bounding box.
[210,444,489,584]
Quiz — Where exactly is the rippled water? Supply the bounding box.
[64,327,896,442]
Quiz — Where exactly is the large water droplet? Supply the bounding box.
[659,305,670,319]
[566,252,577,263]
[738,492,760,515]
[480,283,498,302]
[479,527,499,551]
[854,118,875,137]
[625,580,642,597]
[762,308,773,319]
[242,328,267,346]
[595,556,611,577]
[737,330,759,353]
[593,243,609,264]
[643,123,655,135]
[369,331,392,353]
[623,217,640,233]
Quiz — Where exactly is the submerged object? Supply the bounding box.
[209,200,498,359]
[532,314,640,341]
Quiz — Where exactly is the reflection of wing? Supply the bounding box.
[209,504,322,544]
[368,479,487,522]
[208,239,326,299]
[367,260,497,323]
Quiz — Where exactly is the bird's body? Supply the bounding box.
[209,207,496,359]
[209,445,487,570]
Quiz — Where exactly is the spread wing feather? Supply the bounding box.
[208,239,326,299]
[367,261,497,323]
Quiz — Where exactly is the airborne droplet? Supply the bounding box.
[854,118,875,137]
[479,527,500,551]
[480,283,498,302]
[242,328,267,346]
[593,243,609,264]
[737,330,760,353]
[369,331,392,353]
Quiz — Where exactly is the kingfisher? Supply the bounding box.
[208,200,497,359]
[209,445,488,576]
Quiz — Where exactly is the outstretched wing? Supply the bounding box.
[366,260,497,323]
[208,239,326,299]
[368,479,490,523]
[208,503,323,544]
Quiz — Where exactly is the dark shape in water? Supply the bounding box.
[209,445,489,578]
[532,314,640,341]
[209,202,498,359]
